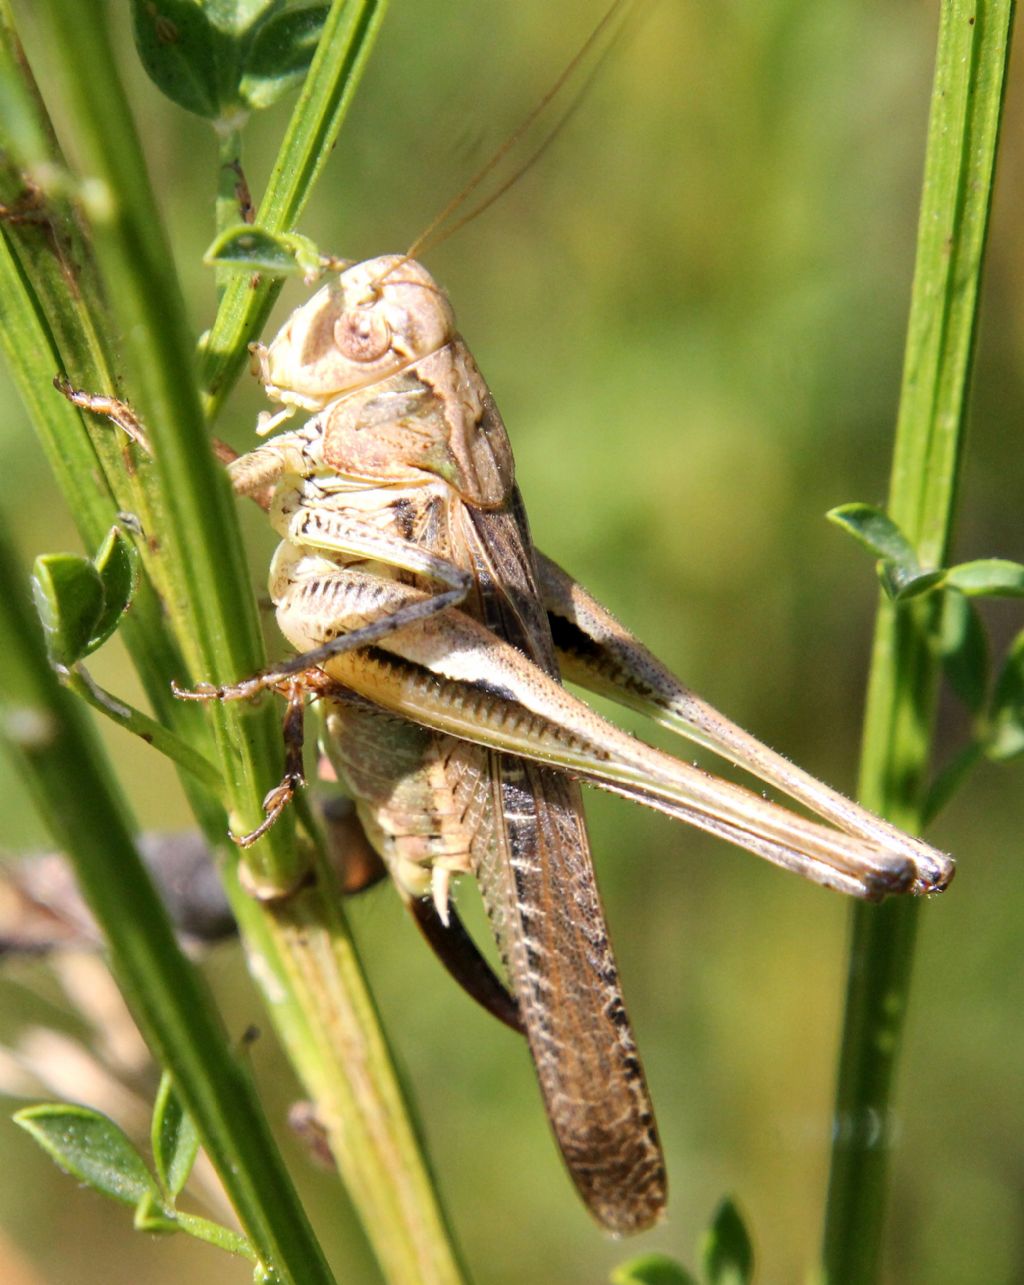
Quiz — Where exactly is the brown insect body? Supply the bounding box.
[222,254,953,1233]
[64,250,954,1231]
[233,256,666,1232]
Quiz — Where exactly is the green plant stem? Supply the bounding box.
[215,126,247,296]
[821,3,1016,1281]
[225,846,468,1285]
[39,0,300,894]
[170,1211,256,1261]
[64,666,222,794]
[0,37,197,744]
[7,4,467,1280]
[0,526,334,1285]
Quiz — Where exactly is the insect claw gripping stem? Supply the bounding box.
[236,776,302,848]
[53,376,154,454]
[241,678,308,847]
[171,663,334,704]
[172,674,282,704]
[172,671,327,844]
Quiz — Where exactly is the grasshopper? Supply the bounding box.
[151,253,952,1234]
[52,1,954,1238]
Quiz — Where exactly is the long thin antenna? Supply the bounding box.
[404,0,637,263]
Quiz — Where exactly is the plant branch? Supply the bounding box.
[3,3,468,1279]
[821,4,1016,1280]
[0,522,334,1285]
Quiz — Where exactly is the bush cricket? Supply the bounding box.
[58,3,955,1241]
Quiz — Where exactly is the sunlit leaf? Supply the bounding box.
[90,527,139,653]
[204,224,322,276]
[130,0,224,119]
[888,568,945,601]
[943,558,1024,598]
[827,503,919,570]
[240,5,329,109]
[151,1072,201,1200]
[14,1104,159,1207]
[610,1252,696,1285]
[701,1197,754,1285]
[31,553,104,666]
[202,0,283,35]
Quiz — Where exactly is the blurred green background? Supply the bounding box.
[2,1,1023,1282]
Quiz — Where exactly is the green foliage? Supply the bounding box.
[827,503,918,569]
[31,553,105,668]
[14,1096,257,1265]
[611,1255,697,1285]
[827,502,944,600]
[830,505,1024,602]
[823,4,1017,1283]
[944,559,1024,598]
[240,5,331,110]
[938,591,989,715]
[611,1197,753,1285]
[701,1198,754,1285]
[152,1071,203,1201]
[31,527,138,666]
[15,1102,162,1207]
[0,27,50,171]
[26,517,221,785]
[131,0,328,120]
[204,224,323,276]
[131,0,227,120]
[987,630,1024,761]
[829,498,1024,818]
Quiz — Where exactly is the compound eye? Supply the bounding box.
[334,307,392,363]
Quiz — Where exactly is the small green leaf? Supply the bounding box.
[827,503,919,571]
[205,224,322,276]
[14,1104,159,1207]
[152,1072,201,1200]
[130,0,226,119]
[888,568,945,601]
[91,527,139,652]
[943,558,1024,598]
[31,553,104,666]
[240,5,329,110]
[31,530,139,667]
[938,592,988,714]
[701,1197,754,1285]
[610,1253,697,1285]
